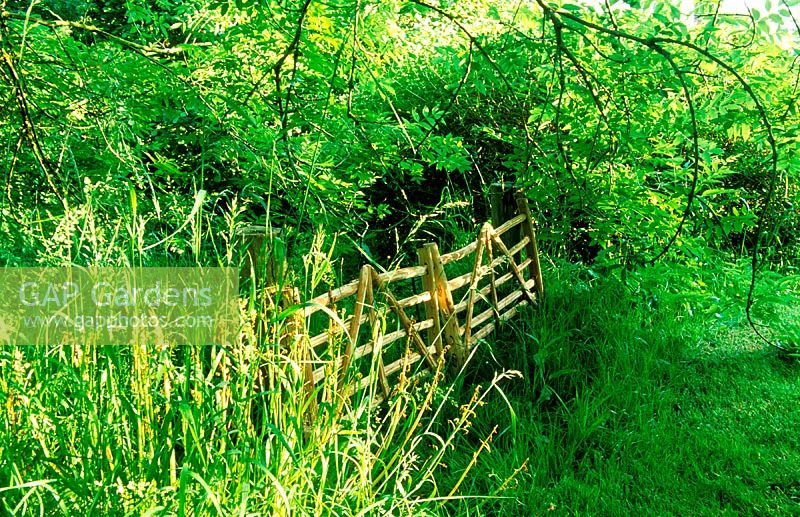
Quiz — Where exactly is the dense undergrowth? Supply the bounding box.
[3,0,800,514]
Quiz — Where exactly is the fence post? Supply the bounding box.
[514,190,544,299]
[338,265,371,399]
[422,242,465,371]
[490,182,519,250]
[419,245,443,361]
[236,225,286,291]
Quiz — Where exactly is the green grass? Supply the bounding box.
[1,240,799,515]
[441,259,800,515]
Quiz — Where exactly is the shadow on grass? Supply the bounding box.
[438,263,800,516]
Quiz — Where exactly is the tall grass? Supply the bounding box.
[0,188,521,516]
[3,186,799,515]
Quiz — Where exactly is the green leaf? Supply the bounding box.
[399,2,425,15]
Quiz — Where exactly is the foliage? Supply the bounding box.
[2,0,799,266]
[2,0,800,514]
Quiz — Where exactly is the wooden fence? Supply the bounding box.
[246,189,544,410]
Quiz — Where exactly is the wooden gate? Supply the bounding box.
[288,190,544,408]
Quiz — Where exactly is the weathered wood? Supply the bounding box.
[237,225,286,289]
[489,231,537,305]
[304,279,360,316]
[471,304,526,343]
[303,265,427,317]
[308,311,369,349]
[381,319,436,347]
[515,190,544,299]
[493,214,526,238]
[448,265,490,293]
[371,269,437,371]
[382,344,436,377]
[312,366,326,385]
[281,287,317,422]
[451,260,531,314]
[350,342,438,401]
[419,244,444,359]
[468,282,534,342]
[446,239,528,294]
[424,242,466,370]
[365,283,391,399]
[329,338,439,396]
[397,291,432,309]
[508,235,530,258]
[359,345,438,403]
[378,265,427,284]
[463,224,488,350]
[354,319,434,359]
[469,281,530,331]
[292,189,543,408]
[486,229,501,337]
[338,265,372,396]
[440,240,478,265]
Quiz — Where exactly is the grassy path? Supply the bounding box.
[445,264,800,515]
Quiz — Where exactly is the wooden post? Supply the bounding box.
[419,245,443,361]
[237,225,286,291]
[338,265,371,398]
[490,182,519,251]
[485,228,501,330]
[365,282,390,400]
[515,190,544,299]
[423,243,466,371]
[463,225,487,351]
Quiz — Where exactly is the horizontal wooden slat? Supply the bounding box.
[435,217,524,266]
[312,364,330,384]
[470,320,495,343]
[448,265,492,292]
[494,214,526,237]
[340,342,439,398]
[397,291,431,308]
[470,287,525,330]
[449,252,510,292]
[383,343,437,378]
[311,318,437,383]
[440,240,478,265]
[508,236,530,257]
[308,293,429,349]
[351,356,440,404]
[378,265,427,283]
[308,311,370,349]
[452,260,532,314]
[309,332,329,350]
[380,319,435,348]
[303,265,426,317]
[469,303,527,343]
[450,255,532,300]
[304,279,361,316]
[490,258,531,291]
[353,319,434,360]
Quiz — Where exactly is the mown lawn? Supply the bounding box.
[440,261,800,515]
